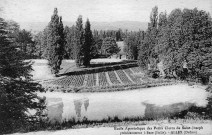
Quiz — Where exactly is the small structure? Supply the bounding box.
[116,41,126,59]
[157,60,165,77]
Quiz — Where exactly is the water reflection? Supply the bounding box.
[73,98,89,120]
[46,98,195,123]
[44,85,208,123]
[84,99,89,111]
[47,98,63,124]
[74,99,82,118]
[143,102,194,119]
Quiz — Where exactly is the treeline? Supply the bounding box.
[33,8,121,74]
[124,30,144,60]
[0,8,123,75]
[62,22,123,60]
[1,20,36,58]
[34,22,124,60]
[124,6,212,83]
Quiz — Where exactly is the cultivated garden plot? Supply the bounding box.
[41,65,182,92]
[43,75,86,88]
[42,68,137,89]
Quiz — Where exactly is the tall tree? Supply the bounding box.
[64,25,76,59]
[180,8,212,82]
[41,27,49,58]
[116,29,123,41]
[74,15,84,67]
[17,29,35,58]
[150,8,212,82]
[138,6,158,68]
[162,9,183,73]
[124,32,141,60]
[63,26,70,59]
[46,8,64,74]
[155,11,168,60]
[93,30,103,56]
[83,19,93,66]
[34,31,44,58]
[0,17,45,134]
[6,20,20,41]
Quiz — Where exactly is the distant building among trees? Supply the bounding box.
[101,37,120,57]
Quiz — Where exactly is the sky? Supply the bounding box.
[0,0,212,23]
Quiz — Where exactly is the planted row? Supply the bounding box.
[124,69,142,84]
[131,67,141,73]
[86,73,96,87]
[43,75,85,87]
[72,75,85,87]
[44,76,73,87]
[107,71,121,85]
[116,70,133,84]
[43,77,181,93]
[98,72,110,87]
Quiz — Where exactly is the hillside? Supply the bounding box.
[19,21,148,33]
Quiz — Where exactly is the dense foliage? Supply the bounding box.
[63,25,76,59]
[34,28,48,58]
[17,29,35,57]
[11,6,212,82]
[33,18,126,62]
[101,37,120,56]
[137,7,212,83]
[124,31,144,60]
[83,19,94,66]
[6,21,37,59]
[138,6,158,67]
[0,17,45,134]
[74,15,84,67]
[45,8,65,74]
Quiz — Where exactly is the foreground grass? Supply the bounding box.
[11,120,212,135]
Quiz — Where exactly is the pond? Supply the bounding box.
[38,84,209,123]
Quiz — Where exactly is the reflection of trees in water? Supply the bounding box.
[47,98,64,124]
[142,102,194,119]
[74,98,89,119]
[74,100,83,118]
[47,98,90,123]
[84,99,89,111]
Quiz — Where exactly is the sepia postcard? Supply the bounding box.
[0,0,212,134]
